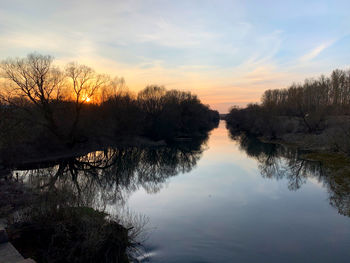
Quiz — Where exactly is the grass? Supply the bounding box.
[7,204,130,263]
[3,186,134,263]
[0,179,37,218]
[301,152,350,170]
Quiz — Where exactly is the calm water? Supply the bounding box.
[14,121,350,262]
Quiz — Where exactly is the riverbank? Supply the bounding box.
[255,131,350,167]
[225,112,350,163]
[0,130,211,170]
[0,178,132,263]
[0,135,166,168]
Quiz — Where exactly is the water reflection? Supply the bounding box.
[6,136,209,262]
[12,136,208,209]
[12,126,350,218]
[5,122,350,262]
[230,132,350,217]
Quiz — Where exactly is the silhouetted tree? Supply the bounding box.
[0,53,218,162]
[0,53,65,138]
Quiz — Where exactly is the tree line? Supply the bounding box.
[226,68,350,141]
[261,69,350,116]
[0,53,219,163]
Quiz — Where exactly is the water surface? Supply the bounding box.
[14,121,350,262]
[125,121,350,262]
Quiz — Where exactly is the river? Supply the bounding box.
[13,121,350,262]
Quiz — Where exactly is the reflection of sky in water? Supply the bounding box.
[11,121,350,262]
[126,122,350,263]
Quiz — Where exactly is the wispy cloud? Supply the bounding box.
[1,0,350,112]
[299,40,335,62]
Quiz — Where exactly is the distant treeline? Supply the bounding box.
[0,53,219,162]
[261,69,350,116]
[226,69,350,153]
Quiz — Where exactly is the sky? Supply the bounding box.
[1,0,350,112]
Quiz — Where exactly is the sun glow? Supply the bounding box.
[81,95,92,103]
[80,95,93,103]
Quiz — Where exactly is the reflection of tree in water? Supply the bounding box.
[7,137,207,262]
[326,170,350,217]
[13,137,207,209]
[230,132,350,217]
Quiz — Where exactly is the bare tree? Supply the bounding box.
[65,62,110,141]
[0,53,65,138]
[0,54,110,145]
[137,85,166,116]
[100,76,128,103]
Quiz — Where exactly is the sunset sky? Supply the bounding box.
[1,0,350,112]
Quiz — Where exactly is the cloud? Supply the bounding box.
[299,40,335,62]
[1,0,350,113]
[137,19,218,48]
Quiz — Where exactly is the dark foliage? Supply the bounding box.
[8,202,130,263]
[226,68,350,139]
[0,54,219,163]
